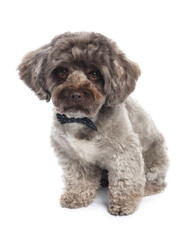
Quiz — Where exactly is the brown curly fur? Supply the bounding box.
[18,32,169,215]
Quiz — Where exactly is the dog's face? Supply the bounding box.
[50,66,105,117]
[18,32,141,118]
[49,60,106,117]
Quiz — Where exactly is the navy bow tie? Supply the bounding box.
[56,113,97,131]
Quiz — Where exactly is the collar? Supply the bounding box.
[56,113,97,131]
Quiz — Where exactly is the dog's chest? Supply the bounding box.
[65,133,100,163]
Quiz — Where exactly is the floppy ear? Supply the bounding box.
[105,53,141,106]
[18,44,51,101]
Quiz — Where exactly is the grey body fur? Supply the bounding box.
[18,32,169,215]
[51,97,168,215]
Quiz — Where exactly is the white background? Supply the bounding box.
[0,0,193,239]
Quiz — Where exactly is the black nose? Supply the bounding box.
[70,91,82,103]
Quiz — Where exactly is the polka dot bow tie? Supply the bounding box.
[56,113,97,131]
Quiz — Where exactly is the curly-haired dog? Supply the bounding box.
[18,32,169,215]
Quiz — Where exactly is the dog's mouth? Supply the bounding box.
[52,84,106,118]
[59,106,91,118]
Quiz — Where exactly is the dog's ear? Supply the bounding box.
[104,53,141,106]
[18,44,51,101]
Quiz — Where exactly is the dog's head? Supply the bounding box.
[18,32,140,117]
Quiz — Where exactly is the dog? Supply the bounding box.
[18,32,169,215]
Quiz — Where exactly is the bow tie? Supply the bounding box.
[56,113,97,131]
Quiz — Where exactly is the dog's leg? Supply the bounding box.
[60,160,101,209]
[143,135,169,196]
[107,136,145,216]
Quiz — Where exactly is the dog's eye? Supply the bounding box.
[56,67,69,79]
[88,71,101,81]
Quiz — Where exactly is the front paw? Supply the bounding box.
[60,189,96,209]
[109,203,137,216]
[109,192,143,216]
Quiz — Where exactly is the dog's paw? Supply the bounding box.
[109,194,142,216]
[145,167,167,196]
[60,189,96,208]
[109,202,137,216]
[144,182,167,196]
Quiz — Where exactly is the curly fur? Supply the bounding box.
[18,32,169,215]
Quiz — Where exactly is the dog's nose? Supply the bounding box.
[70,91,82,103]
